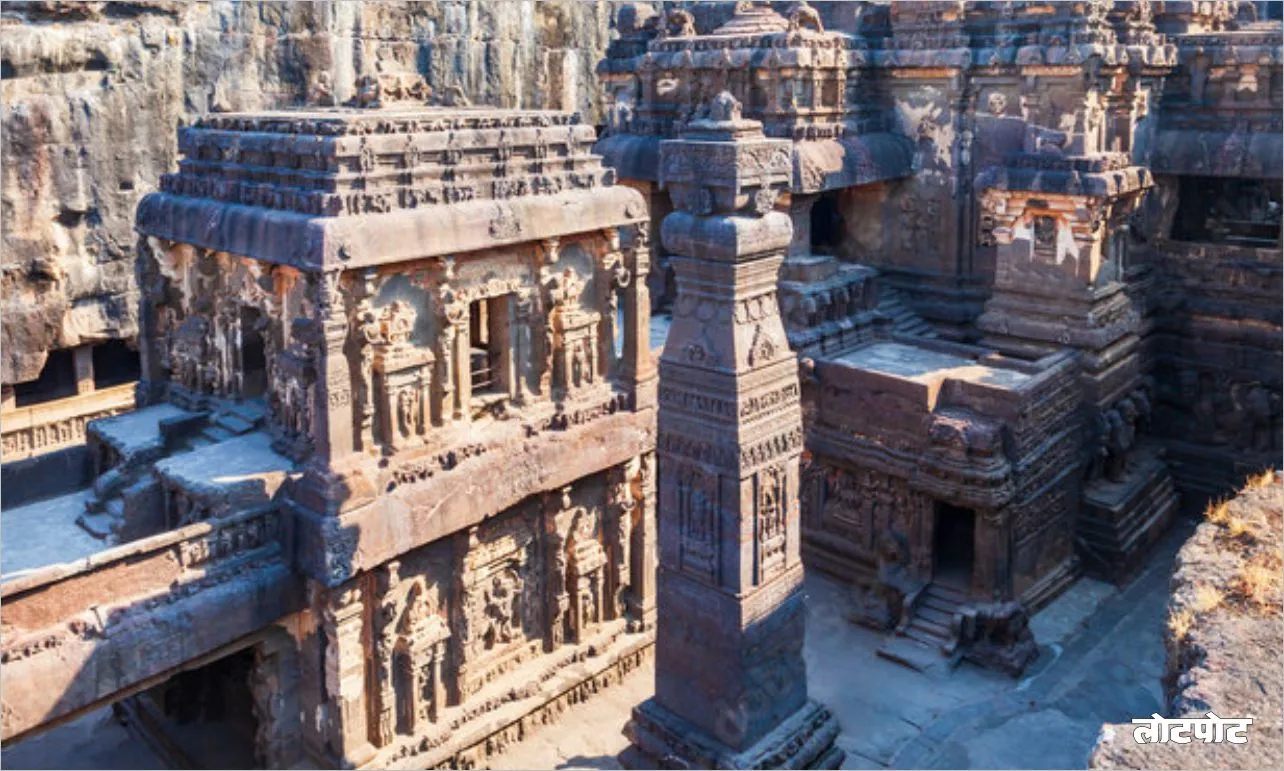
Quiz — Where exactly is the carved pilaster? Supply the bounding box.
[620,224,656,403]
[320,582,375,767]
[313,268,355,464]
[353,268,381,453]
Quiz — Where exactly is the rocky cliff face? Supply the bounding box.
[1090,472,1283,770]
[1,0,620,387]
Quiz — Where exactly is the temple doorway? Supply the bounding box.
[240,307,267,398]
[810,193,846,255]
[933,502,975,590]
[121,647,261,769]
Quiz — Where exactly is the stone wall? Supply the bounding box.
[0,0,620,388]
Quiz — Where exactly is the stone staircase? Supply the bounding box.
[878,286,939,339]
[875,582,968,672]
[78,401,268,542]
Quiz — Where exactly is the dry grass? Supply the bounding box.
[1169,608,1195,641]
[1228,553,1284,614]
[1205,498,1232,525]
[1190,584,1223,614]
[1245,468,1278,489]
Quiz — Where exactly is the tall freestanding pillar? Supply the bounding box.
[621,93,844,770]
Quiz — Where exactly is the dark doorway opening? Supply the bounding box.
[934,502,975,590]
[468,295,512,399]
[239,307,267,398]
[810,194,846,255]
[1171,175,1282,246]
[13,348,77,407]
[127,647,260,769]
[92,339,141,390]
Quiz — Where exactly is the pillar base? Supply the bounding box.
[621,697,844,770]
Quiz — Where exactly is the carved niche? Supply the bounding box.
[755,463,789,583]
[371,301,434,452]
[454,515,539,702]
[544,266,601,396]
[565,503,608,644]
[675,465,719,584]
[270,318,319,460]
[370,560,450,748]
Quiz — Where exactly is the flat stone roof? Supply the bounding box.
[91,403,194,458]
[1,490,102,582]
[835,341,1032,390]
[153,432,297,502]
[136,103,646,269]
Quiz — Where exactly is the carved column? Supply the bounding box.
[533,238,562,398]
[786,193,817,258]
[542,487,572,651]
[620,224,657,409]
[628,452,658,631]
[437,282,469,424]
[354,268,380,453]
[313,269,355,462]
[621,95,843,770]
[320,583,376,767]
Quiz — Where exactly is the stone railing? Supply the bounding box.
[0,383,136,463]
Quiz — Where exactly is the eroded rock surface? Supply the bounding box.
[1091,473,1284,770]
[1,0,620,387]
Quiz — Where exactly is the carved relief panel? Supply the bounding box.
[674,464,720,585]
[453,513,540,702]
[370,301,434,453]
[755,463,789,584]
[369,560,450,748]
[544,265,601,397]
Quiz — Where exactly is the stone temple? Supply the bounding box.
[0,2,1280,769]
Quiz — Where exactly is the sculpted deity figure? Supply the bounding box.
[483,572,518,648]
[987,91,1007,116]
[1104,408,1132,482]
[397,388,418,438]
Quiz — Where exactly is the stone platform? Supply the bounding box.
[1079,442,1179,583]
[622,697,843,770]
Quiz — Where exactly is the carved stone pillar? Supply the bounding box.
[542,487,572,651]
[321,583,375,767]
[354,268,380,453]
[786,193,817,258]
[437,285,469,424]
[536,238,560,397]
[313,269,355,463]
[622,94,843,770]
[607,461,635,622]
[620,224,656,409]
[72,344,95,396]
[628,452,658,631]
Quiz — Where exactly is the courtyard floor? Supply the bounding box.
[1,521,1190,770]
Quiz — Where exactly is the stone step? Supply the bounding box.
[76,511,115,540]
[213,411,258,435]
[105,498,125,519]
[876,636,942,673]
[925,582,969,604]
[902,624,947,648]
[917,605,955,627]
[200,426,237,443]
[909,614,951,637]
[921,595,961,616]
